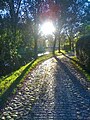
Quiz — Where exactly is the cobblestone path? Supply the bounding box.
[0,56,90,120]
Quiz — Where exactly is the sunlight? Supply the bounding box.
[40,21,55,35]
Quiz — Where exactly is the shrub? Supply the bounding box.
[76,35,90,72]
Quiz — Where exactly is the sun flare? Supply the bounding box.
[40,21,55,35]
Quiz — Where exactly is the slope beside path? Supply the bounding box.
[0,55,90,120]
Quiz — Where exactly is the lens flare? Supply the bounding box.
[41,21,55,35]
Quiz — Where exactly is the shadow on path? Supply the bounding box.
[0,60,35,109]
[1,56,90,119]
[30,56,90,119]
[59,51,89,73]
[53,56,90,119]
[54,55,90,94]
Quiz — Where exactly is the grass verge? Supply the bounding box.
[56,50,90,82]
[71,56,90,82]
[0,53,54,108]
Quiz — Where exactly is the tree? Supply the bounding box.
[0,0,35,75]
[55,0,90,52]
[0,0,90,76]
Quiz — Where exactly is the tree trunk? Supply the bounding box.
[67,35,71,51]
[34,34,38,59]
[53,34,57,55]
[69,37,72,51]
[58,36,61,53]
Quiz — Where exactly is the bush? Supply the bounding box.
[76,35,90,72]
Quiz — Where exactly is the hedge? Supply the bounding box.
[76,35,90,72]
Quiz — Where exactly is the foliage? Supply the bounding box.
[0,0,35,76]
[0,0,90,75]
[56,0,90,52]
[64,44,71,52]
[76,35,90,72]
[0,25,34,76]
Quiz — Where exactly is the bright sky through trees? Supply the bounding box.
[40,21,55,35]
[0,0,89,76]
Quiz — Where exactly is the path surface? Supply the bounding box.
[0,55,90,120]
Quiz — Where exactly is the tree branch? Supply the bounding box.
[16,0,22,16]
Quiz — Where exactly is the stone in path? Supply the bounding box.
[0,56,90,120]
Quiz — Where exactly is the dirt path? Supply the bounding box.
[0,56,90,120]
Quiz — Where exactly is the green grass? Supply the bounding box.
[0,63,31,96]
[0,53,55,108]
[56,49,90,82]
[55,50,66,55]
[72,56,90,81]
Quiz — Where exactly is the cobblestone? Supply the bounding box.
[0,56,90,120]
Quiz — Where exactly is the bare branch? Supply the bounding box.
[16,0,22,16]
